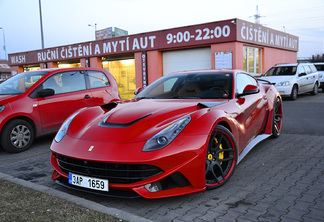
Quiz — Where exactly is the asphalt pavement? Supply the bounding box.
[0,91,323,222]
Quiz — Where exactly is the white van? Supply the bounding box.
[259,63,319,100]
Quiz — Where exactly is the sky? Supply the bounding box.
[0,0,323,60]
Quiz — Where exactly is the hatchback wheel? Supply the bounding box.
[311,83,318,95]
[205,125,238,189]
[290,85,298,100]
[1,119,34,153]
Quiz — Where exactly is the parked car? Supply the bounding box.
[0,67,121,153]
[50,69,283,199]
[259,63,319,100]
[313,62,324,90]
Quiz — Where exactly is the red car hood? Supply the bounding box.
[68,99,226,143]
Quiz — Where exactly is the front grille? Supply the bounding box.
[56,154,163,184]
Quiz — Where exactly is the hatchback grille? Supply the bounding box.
[56,154,163,184]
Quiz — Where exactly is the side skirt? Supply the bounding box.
[237,134,271,164]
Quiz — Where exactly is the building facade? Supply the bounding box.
[8,18,298,100]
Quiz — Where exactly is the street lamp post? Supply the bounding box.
[39,0,45,49]
[0,27,7,60]
[88,23,97,40]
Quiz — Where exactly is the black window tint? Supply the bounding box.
[88,71,110,88]
[43,71,86,95]
[314,64,324,71]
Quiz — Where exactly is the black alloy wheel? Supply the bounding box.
[205,125,238,189]
[272,97,283,138]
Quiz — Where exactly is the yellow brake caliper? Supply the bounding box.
[208,138,224,162]
[215,138,224,163]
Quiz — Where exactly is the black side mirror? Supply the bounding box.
[38,88,55,97]
[299,72,307,77]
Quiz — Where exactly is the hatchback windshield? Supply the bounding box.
[264,66,297,76]
[135,73,233,99]
[0,71,48,95]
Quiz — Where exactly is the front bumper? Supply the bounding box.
[274,85,293,96]
[50,133,209,199]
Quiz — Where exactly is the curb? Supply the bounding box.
[0,172,153,222]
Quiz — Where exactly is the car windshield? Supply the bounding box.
[0,71,48,95]
[264,66,297,76]
[314,64,324,71]
[135,72,232,99]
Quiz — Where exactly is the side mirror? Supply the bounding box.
[299,72,307,77]
[238,85,259,97]
[38,88,55,97]
[134,87,143,95]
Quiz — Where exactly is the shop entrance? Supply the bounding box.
[23,64,40,72]
[102,58,136,100]
[58,60,81,68]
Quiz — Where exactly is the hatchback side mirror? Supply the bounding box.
[299,72,307,77]
[38,88,55,97]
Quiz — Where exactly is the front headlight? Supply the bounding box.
[143,116,191,152]
[277,81,290,86]
[0,105,5,113]
[54,112,79,143]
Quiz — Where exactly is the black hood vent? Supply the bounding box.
[99,114,151,128]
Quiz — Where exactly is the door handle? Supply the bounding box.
[84,95,91,99]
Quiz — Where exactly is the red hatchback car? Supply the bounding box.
[0,67,121,153]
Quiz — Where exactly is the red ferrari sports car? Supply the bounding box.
[50,69,282,199]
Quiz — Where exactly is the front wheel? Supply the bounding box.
[290,85,298,100]
[205,125,238,189]
[1,119,35,153]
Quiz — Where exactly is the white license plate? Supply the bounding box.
[69,173,109,192]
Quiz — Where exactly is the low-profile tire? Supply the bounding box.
[205,125,238,189]
[290,85,298,100]
[311,83,318,95]
[1,119,34,153]
[271,97,283,138]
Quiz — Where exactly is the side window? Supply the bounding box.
[88,71,110,89]
[236,73,257,95]
[43,71,86,95]
[304,65,312,74]
[298,66,306,75]
[309,65,317,73]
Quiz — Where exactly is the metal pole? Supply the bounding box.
[39,0,44,49]
[88,23,97,40]
[0,27,6,60]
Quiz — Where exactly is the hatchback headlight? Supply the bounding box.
[54,112,79,143]
[143,116,191,152]
[277,81,290,86]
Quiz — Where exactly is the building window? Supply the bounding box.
[102,58,136,100]
[243,46,262,76]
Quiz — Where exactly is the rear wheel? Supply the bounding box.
[271,97,283,138]
[1,119,34,153]
[205,125,238,189]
